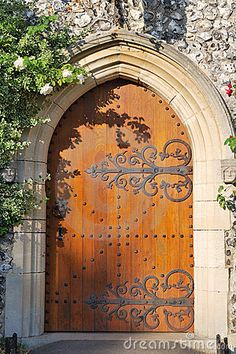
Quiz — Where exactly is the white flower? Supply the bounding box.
[14,57,26,71]
[40,83,53,96]
[62,69,73,78]
[77,74,85,84]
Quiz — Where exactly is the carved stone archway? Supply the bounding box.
[4,30,233,341]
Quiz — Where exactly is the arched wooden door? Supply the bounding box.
[45,79,194,332]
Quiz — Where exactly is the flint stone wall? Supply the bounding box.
[29,0,236,123]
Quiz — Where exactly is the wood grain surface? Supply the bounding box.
[45,79,194,332]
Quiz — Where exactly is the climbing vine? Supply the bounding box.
[224,83,236,153]
[217,82,236,212]
[0,0,87,236]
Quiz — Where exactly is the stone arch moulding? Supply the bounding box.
[5,30,234,340]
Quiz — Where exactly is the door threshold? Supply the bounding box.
[22,332,212,351]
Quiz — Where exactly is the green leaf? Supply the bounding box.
[0,0,88,236]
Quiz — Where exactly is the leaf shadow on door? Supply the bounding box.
[47,79,152,236]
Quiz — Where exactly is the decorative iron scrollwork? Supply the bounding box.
[85,269,194,331]
[85,139,193,201]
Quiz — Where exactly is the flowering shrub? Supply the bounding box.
[225,83,236,153]
[0,0,87,236]
[226,82,236,97]
[217,82,236,212]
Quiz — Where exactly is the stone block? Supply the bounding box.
[11,233,46,274]
[14,219,46,234]
[194,267,229,292]
[16,160,47,183]
[194,230,225,268]
[194,200,231,230]
[5,273,45,337]
[194,289,228,338]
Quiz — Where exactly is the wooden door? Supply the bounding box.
[45,79,194,332]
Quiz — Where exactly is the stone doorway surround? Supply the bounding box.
[4,30,234,341]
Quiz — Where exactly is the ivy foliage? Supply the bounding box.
[216,83,236,212]
[0,0,87,236]
[0,177,37,236]
[217,184,236,212]
[224,135,236,153]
